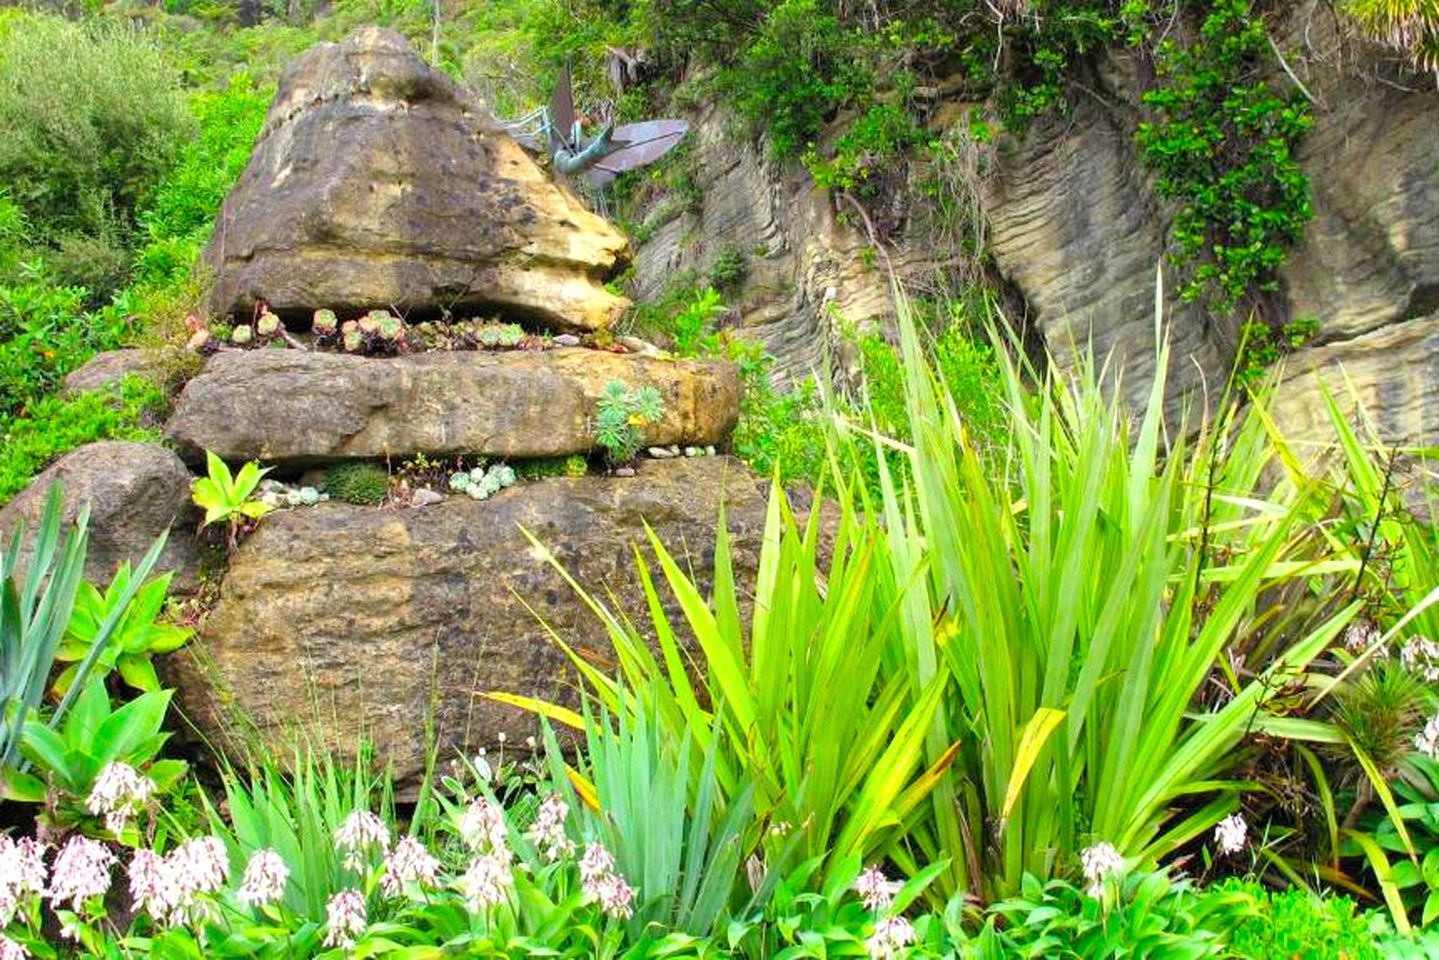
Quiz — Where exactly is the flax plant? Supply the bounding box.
[507,476,958,892]
[858,280,1365,902]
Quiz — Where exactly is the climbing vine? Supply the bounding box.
[1135,0,1313,311]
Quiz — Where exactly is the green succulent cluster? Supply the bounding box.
[321,461,391,505]
[409,319,532,352]
[448,463,518,500]
[306,309,408,355]
[594,380,664,465]
[515,455,590,480]
[229,310,287,348]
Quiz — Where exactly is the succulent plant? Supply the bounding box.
[378,315,405,342]
[322,462,391,505]
[358,311,383,336]
[449,472,472,492]
[594,381,665,464]
[231,324,254,346]
[186,329,213,354]
[342,330,364,353]
[257,311,282,338]
[313,309,339,337]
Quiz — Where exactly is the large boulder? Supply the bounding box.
[0,442,203,592]
[203,27,629,332]
[168,456,769,789]
[164,348,742,467]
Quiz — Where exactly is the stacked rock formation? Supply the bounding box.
[0,27,758,791]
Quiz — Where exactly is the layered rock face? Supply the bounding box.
[169,457,766,790]
[166,349,740,465]
[630,1,1438,438]
[2,28,754,785]
[203,27,629,331]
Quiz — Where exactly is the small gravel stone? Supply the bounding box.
[705,445,716,456]
[614,466,637,477]
[648,446,677,459]
[684,446,702,458]
[411,488,445,507]
[553,334,581,347]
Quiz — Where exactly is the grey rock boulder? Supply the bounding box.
[167,456,771,790]
[0,441,203,592]
[164,348,742,467]
[203,27,629,331]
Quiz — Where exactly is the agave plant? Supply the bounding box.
[191,450,273,551]
[1,484,166,781]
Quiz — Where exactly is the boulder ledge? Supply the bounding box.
[202,27,630,332]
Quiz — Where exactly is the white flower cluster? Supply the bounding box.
[525,794,575,862]
[1416,712,1439,759]
[855,865,902,912]
[1343,622,1383,655]
[237,849,290,908]
[1401,636,1439,681]
[456,798,514,910]
[323,888,368,950]
[334,810,391,872]
[86,762,156,835]
[48,836,116,915]
[1214,813,1248,855]
[0,934,28,960]
[381,836,441,898]
[0,836,46,927]
[1079,841,1125,898]
[128,836,230,926]
[854,865,912,959]
[579,842,637,919]
[866,915,916,960]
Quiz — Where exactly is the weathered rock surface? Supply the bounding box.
[1269,310,1439,451]
[62,350,170,396]
[164,348,741,466]
[0,442,203,591]
[169,456,769,789]
[630,101,897,387]
[631,1,1437,428]
[203,27,629,331]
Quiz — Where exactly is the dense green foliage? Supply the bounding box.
[0,13,193,294]
[1136,0,1313,309]
[0,376,168,505]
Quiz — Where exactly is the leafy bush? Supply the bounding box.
[0,274,132,417]
[1218,880,1385,959]
[1136,0,1313,309]
[0,12,193,292]
[0,376,168,505]
[132,73,271,291]
[322,462,392,505]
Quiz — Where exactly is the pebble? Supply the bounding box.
[553,334,581,347]
[705,445,716,456]
[614,466,637,477]
[648,446,677,459]
[411,488,445,507]
[684,446,702,457]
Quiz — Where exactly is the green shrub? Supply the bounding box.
[1135,1,1313,309]
[322,462,392,505]
[132,74,271,291]
[0,375,167,504]
[594,381,664,464]
[1218,880,1384,959]
[0,13,193,293]
[0,275,131,417]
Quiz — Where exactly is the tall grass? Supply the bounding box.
[514,276,1433,909]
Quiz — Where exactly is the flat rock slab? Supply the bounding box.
[63,349,169,396]
[164,348,741,466]
[166,456,768,790]
[0,441,203,592]
[203,27,629,331]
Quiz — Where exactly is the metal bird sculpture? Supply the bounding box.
[503,64,689,189]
